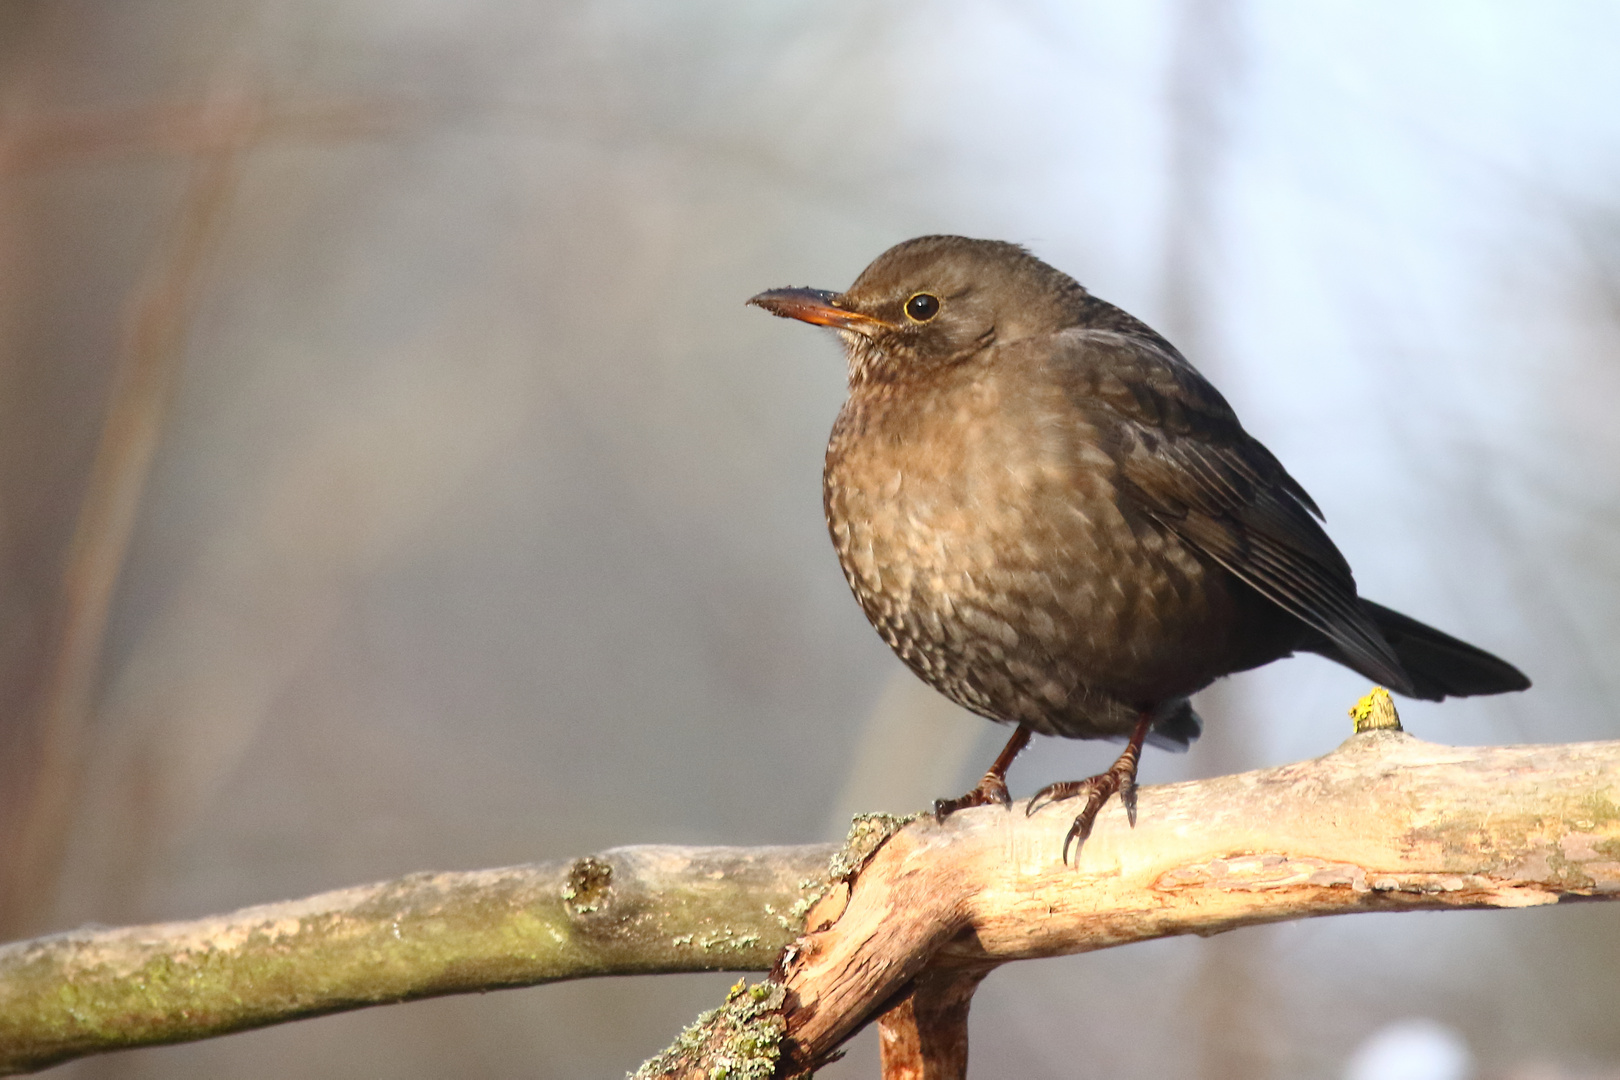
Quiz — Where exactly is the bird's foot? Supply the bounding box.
[1024,765,1135,864]
[932,774,1012,821]
[933,725,1032,821]
[1024,716,1152,864]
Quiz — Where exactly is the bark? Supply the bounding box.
[0,845,835,1074]
[664,731,1620,1079]
[875,968,988,1080]
[2,731,1617,1077]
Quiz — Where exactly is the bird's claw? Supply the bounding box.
[1027,756,1141,864]
[933,775,1011,822]
[1025,778,1086,818]
[1060,785,1109,865]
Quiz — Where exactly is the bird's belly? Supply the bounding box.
[827,449,1255,736]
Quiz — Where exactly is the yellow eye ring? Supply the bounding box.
[904,292,941,322]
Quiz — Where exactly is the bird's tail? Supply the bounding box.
[1359,599,1530,701]
[1145,698,1202,751]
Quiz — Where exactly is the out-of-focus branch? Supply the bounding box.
[0,97,407,176]
[0,845,835,1075]
[2,732,1617,1076]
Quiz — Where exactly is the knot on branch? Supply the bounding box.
[561,856,614,915]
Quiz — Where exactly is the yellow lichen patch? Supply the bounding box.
[1349,687,1401,733]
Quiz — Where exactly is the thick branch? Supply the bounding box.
[0,845,834,1074]
[3,733,1617,1077]
[769,732,1620,1074]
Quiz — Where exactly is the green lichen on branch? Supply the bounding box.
[631,979,787,1080]
[637,814,922,1079]
[787,812,918,927]
[828,813,918,881]
[0,846,835,1075]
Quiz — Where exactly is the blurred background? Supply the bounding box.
[1,1,1617,1077]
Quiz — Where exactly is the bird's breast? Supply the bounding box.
[825,371,1115,615]
[822,358,1250,731]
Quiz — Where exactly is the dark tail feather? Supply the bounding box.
[1145,698,1201,752]
[1360,599,1530,701]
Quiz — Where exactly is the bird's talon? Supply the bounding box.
[935,726,1029,822]
[1063,804,1101,866]
[1026,779,1084,817]
[935,778,1012,822]
[1061,820,1084,866]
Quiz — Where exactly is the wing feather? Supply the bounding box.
[1055,329,1413,693]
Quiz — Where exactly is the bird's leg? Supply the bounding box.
[1025,714,1153,864]
[933,725,1032,821]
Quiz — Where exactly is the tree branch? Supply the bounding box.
[0,845,835,1074]
[764,731,1620,1076]
[2,731,1616,1076]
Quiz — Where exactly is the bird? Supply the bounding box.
[749,235,1529,862]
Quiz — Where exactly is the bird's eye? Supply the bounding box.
[904,292,941,322]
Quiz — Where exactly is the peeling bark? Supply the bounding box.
[876,968,988,1080]
[767,732,1620,1075]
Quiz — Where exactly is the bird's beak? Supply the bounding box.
[747,287,892,336]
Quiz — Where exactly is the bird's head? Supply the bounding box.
[749,235,1090,386]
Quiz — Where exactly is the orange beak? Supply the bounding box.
[747,287,892,336]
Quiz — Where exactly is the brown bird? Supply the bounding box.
[750,236,1530,861]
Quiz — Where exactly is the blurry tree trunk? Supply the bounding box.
[0,126,239,941]
[0,81,403,938]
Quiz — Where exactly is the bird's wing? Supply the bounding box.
[1053,329,1413,693]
